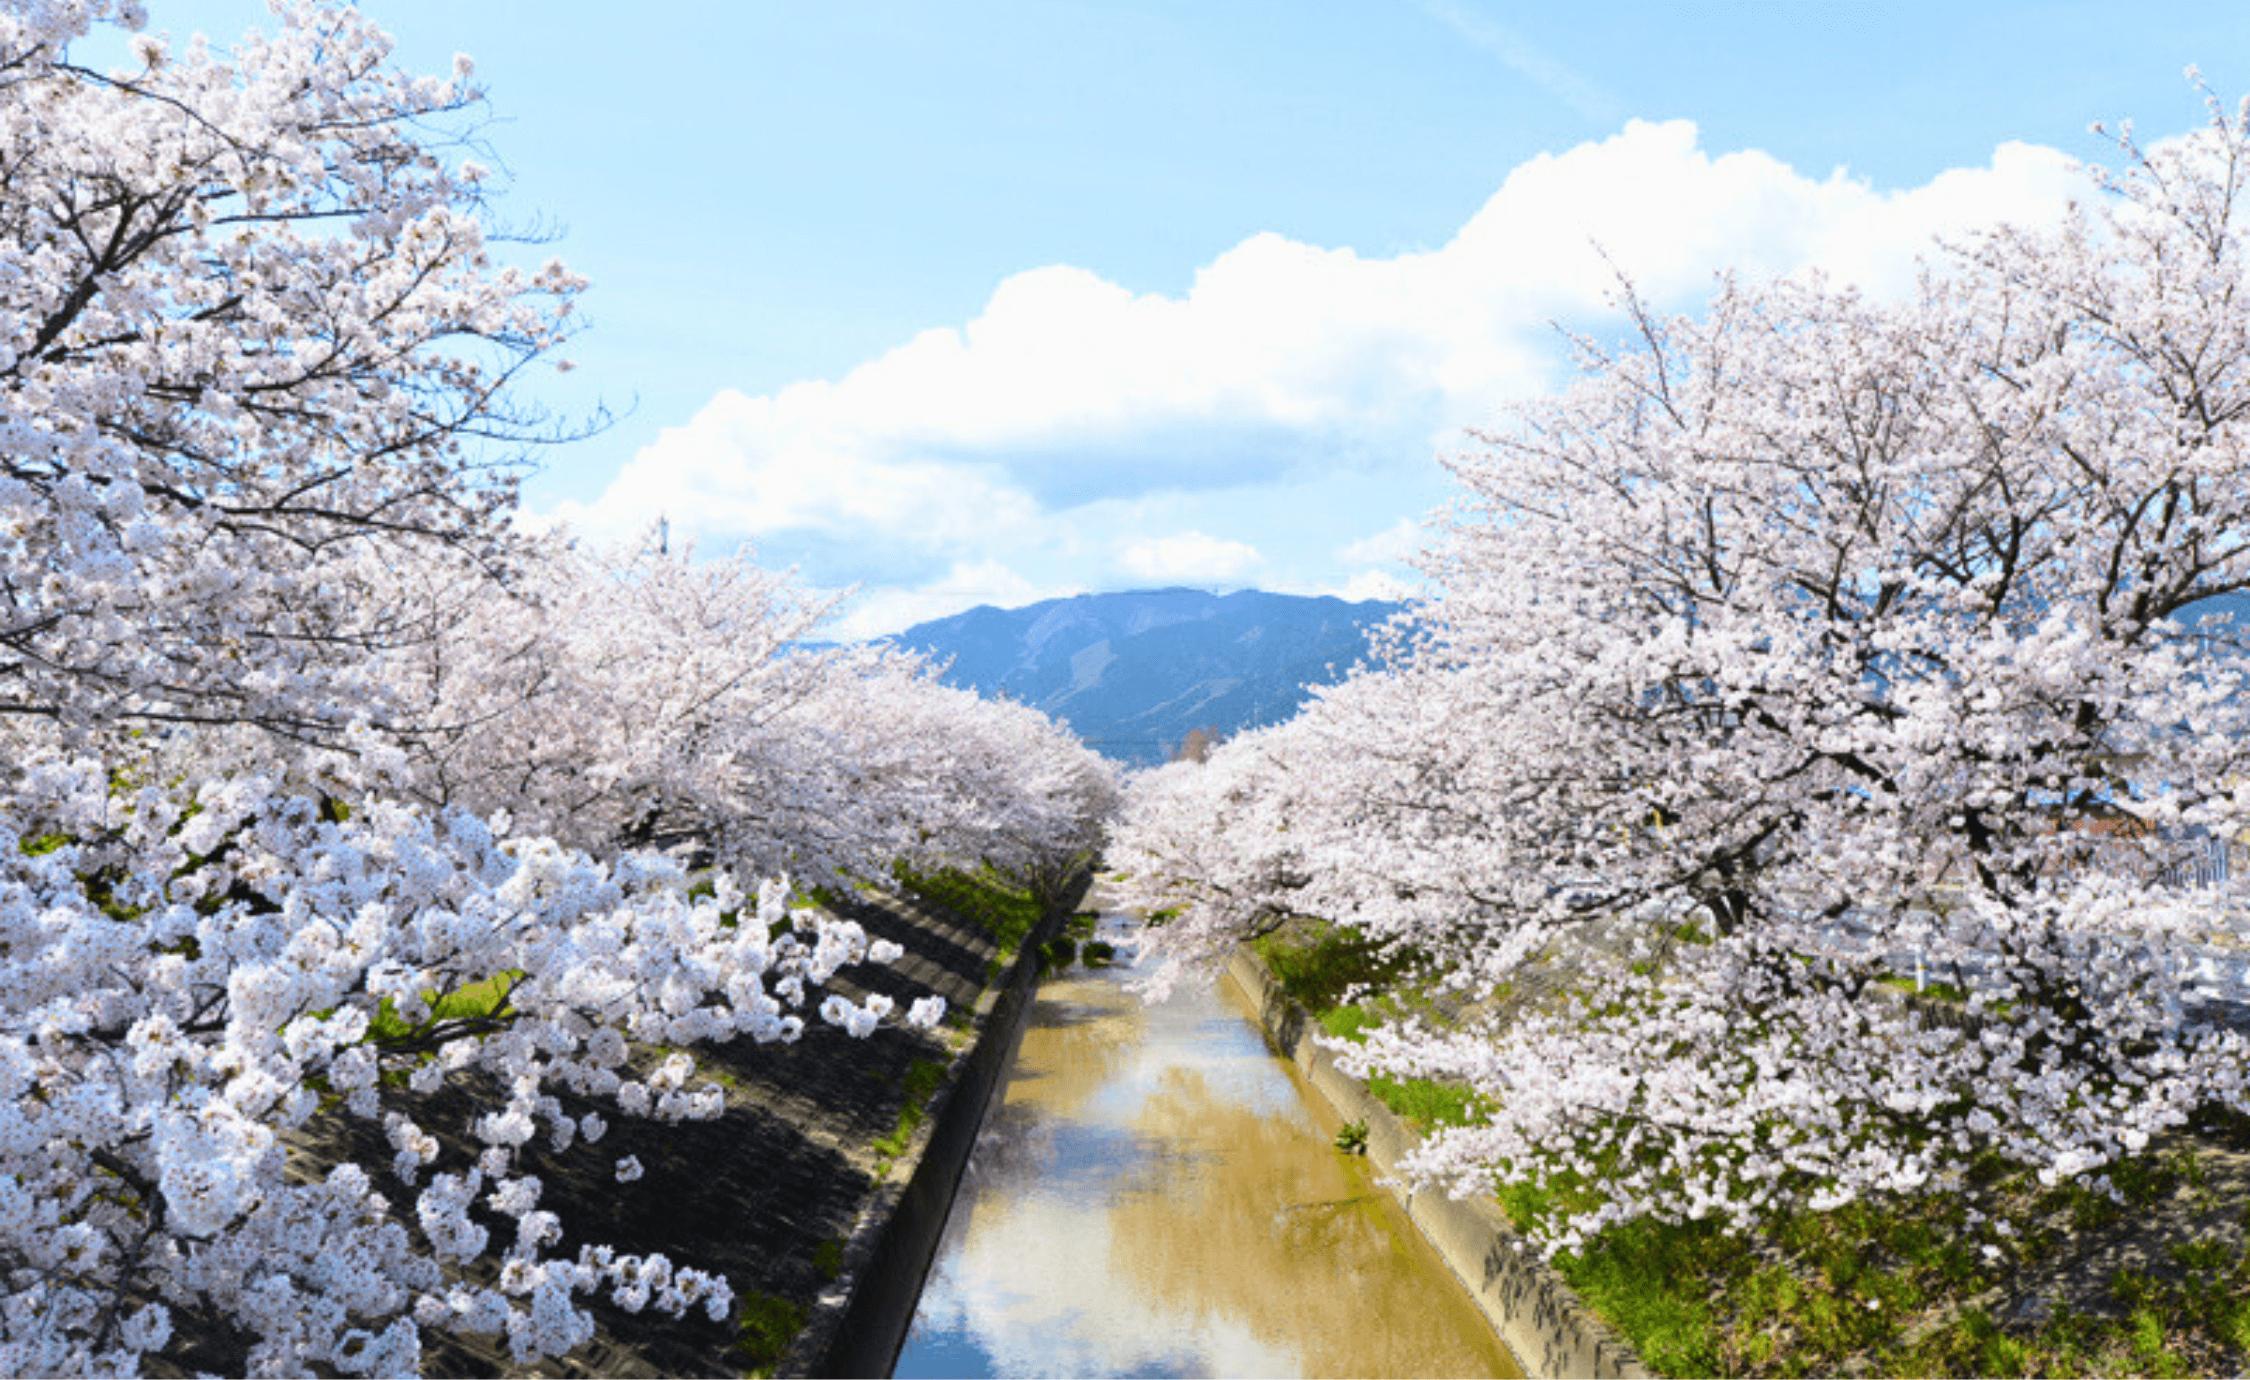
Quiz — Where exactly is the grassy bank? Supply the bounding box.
[896,861,1050,983]
[1254,921,1490,1134]
[1252,919,2250,1378]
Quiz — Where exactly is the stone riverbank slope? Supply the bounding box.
[150,867,1092,1379]
[447,867,1088,1378]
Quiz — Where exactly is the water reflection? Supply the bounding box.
[895,913,1520,1379]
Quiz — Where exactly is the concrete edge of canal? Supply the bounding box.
[781,864,1094,1380]
[1224,948,1656,1380]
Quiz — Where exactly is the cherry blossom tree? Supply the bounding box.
[378,534,844,859]
[0,6,1112,1374]
[794,654,1118,889]
[374,532,1117,885]
[0,0,578,746]
[1109,728,1319,994]
[1116,82,2250,1255]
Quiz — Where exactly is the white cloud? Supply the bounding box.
[1336,517,1428,567]
[544,388,1043,557]
[1327,569,1417,603]
[1120,531,1264,583]
[544,120,2091,622]
[828,558,1081,640]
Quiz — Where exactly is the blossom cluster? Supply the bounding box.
[0,752,941,1376]
[1113,80,2250,1255]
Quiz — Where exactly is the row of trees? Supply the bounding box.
[0,5,1114,1375]
[1113,83,2250,1260]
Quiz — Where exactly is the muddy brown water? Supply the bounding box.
[893,911,1523,1379]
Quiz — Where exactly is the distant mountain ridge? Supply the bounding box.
[891,588,1400,767]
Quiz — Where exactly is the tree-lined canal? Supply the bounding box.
[893,908,1521,1378]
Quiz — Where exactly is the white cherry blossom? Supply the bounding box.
[1116,80,2250,1254]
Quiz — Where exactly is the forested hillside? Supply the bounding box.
[895,588,1400,765]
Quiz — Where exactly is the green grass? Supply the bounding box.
[902,1057,946,1103]
[364,971,521,1046]
[1258,927,1485,1133]
[1366,1073,1486,1131]
[1887,1243,2250,1380]
[733,1291,806,1376]
[1253,921,1406,1013]
[1566,1220,1733,1376]
[873,1058,951,1164]
[812,1236,845,1283]
[1319,1003,1376,1042]
[1483,1137,2250,1379]
[895,864,1044,960]
[1874,973,1971,1004]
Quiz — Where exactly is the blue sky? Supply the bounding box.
[121,2,2250,633]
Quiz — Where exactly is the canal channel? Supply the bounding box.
[892,907,1523,1378]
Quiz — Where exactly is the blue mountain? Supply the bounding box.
[891,588,1401,766]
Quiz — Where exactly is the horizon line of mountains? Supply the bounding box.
[886,587,1400,768]
[883,586,2250,770]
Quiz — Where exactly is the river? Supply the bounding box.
[892,909,1522,1379]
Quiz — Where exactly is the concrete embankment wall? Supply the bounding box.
[784,866,1091,1379]
[1224,949,1652,1380]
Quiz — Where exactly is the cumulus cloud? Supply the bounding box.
[829,559,1080,641]
[545,388,1043,557]
[546,120,2092,629]
[1120,531,1265,584]
[1316,519,1432,605]
[1327,569,1417,603]
[1336,517,1427,568]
